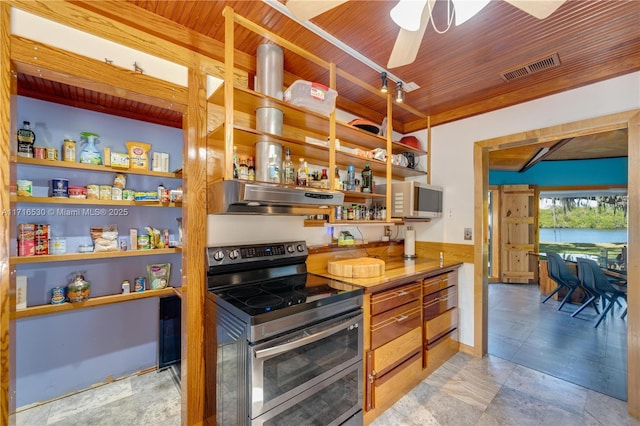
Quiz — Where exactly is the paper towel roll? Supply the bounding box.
[404,228,416,257]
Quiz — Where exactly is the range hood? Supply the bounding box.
[209,180,344,215]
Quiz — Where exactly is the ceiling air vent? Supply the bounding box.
[499,53,561,82]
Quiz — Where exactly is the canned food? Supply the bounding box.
[17,223,35,240]
[122,280,131,294]
[134,277,146,292]
[68,186,86,199]
[111,187,123,200]
[50,287,66,304]
[45,147,58,160]
[99,185,112,200]
[78,244,93,253]
[33,146,45,159]
[35,238,49,256]
[51,237,67,254]
[137,234,151,250]
[18,239,35,257]
[35,224,49,239]
[122,189,135,201]
[50,178,69,197]
[16,180,32,197]
[62,139,76,162]
[86,184,99,199]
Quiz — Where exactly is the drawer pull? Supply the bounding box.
[396,290,408,296]
[396,314,409,322]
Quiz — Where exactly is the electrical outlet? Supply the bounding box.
[464,228,472,240]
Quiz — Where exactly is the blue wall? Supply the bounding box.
[490,158,628,186]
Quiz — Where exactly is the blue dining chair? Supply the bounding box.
[543,252,581,311]
[572,257,602,318]
[578,257,627,328]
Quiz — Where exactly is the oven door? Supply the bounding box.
[249,309,363,419]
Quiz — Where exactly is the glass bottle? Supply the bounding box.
[361,163,373,193]
[334,167,341,190]
[268,155,280,183]
[346,165,355,191]
[232,145,239,179]
[282,148,295,184]
[296,157,307,186]
[247,156,256,181]
[17,121,36,158]
[238,156,249,180]
[320,168,329,188]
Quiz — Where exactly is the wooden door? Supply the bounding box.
[500,184,539,283]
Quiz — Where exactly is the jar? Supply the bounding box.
[51,237,67,254]
[67,274,90,303]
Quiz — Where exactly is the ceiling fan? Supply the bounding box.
[285,0,566,68]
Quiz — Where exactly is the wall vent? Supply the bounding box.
[499,53,561,81]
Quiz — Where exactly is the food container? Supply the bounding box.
[137,234,151,250]
[50,178,69,197]
[51,237,67,254]
[18,239,35,256]
[78,244,93,253]
[35,224,49,240]
[33,146,46,159]
[86,184,99,199]
[17,180,32,197]
[67,274,90,303]
[123,189,135,201]
[99,185,112,200]
[284,80,338,116]
[18,223,35,240]
[68,186,87,199]
[45,147,58,160]
[134,276,146,292]
[62,139,76,162]
[35,238,49,256]
[50,287,66,304]
[111,187,123,200]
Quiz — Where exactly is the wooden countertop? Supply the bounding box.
[309,256,462,293]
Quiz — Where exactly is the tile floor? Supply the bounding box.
[488,283,628,401]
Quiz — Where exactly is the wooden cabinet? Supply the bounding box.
[366,281,422,413]
[423,270,459,372]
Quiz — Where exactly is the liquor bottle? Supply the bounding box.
[247,156,256,181]
[346,165,355,191]
[17,121,36,158]
[320,168,329,188]
[296,157,307,186]
[232,145,239,179]
[239,156,249,180]
[282,148,295,184]
[361,163,373,193]
[267,155,280,183]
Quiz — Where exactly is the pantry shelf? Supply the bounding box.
[12,196,181,207]
[10,247,181,264]
[16,157,182,178]
[13,287,177,319]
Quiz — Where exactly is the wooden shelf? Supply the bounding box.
[13,287,176,319]
[11,247,181,264]
[12,196,181,207]
[342,190,386,201]
[16,157,182,178]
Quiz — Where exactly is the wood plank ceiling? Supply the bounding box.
[15,0,640,170]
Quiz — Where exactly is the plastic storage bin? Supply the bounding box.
[284,80,338,116]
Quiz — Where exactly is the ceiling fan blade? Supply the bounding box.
[285,0,349,21]
[387,0,434,69]
[504,0,566,19]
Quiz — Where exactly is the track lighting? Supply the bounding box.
[394,82,405,103]
[380,72,388,93]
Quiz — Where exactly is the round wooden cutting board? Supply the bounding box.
[327,257,385,278]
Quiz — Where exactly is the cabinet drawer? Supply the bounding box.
[424,329,458,370]
[423,285,457,321]
[371,299,421,350]
[371,282,421,316]
[423,271,458,295]
[367,351,422,411]
[424,307,458,344]
[370,327,422,377]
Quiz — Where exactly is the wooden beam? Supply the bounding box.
[181,60,209,425]
[518,138,573,173]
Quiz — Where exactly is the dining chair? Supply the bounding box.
[579,257,627,328]
[571,257,602,318]
[543,252,581,311]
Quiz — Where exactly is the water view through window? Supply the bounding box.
[539,190,627,270]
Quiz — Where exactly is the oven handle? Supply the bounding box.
[254,317,360,360]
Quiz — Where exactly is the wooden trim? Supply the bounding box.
[0,3,16,421]
[538,184,628,192]
[181,62,209,424]
[474,109,640,417]
[415,241,474,264]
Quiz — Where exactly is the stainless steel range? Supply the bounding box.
[206,240,364,426]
